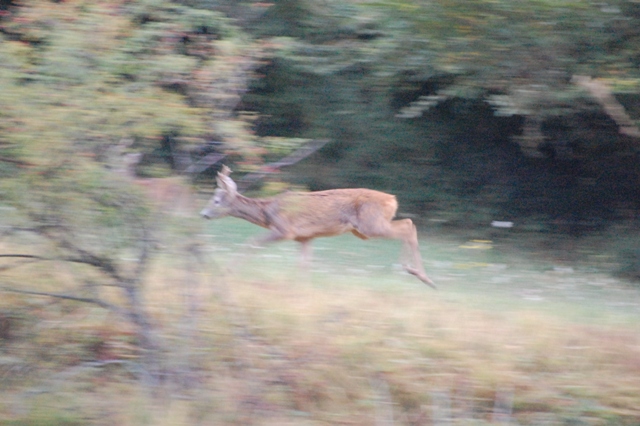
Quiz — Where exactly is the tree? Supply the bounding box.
[253,0,640,156]
[235,0,640,228]
[0,0,296,402]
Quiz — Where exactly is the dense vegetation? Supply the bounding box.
[244,0,640,228]
[1,0,639,222]
[1,0,640,424]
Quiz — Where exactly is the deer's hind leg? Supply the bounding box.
[354,215,435,288]
[389,219,436,289]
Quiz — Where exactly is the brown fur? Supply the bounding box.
[200,167,435,288]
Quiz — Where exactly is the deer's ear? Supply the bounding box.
[217,170,238,196]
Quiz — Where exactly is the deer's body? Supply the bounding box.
[201,166,435,288]
[226,189,396,241]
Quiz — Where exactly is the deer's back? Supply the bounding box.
[273,188,398,240]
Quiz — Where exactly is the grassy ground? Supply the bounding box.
[2,218,640,425]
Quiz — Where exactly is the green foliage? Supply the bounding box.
[3,160,150,257]
[0,0,272,168]
[242,0,640,229]
[275,0,638,107]
[0,0,296,268]
[254,0,640,137]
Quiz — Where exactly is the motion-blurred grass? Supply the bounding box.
[2,218,640,425]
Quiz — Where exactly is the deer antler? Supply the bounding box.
[216,165,238,196]
[219,165,232,177]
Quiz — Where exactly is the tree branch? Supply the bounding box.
[0,284,125,314]
[183,152,227,175]
[0,254,43,259]
[237,139,330,191]
[41,230,126,283]
[0,156,35,167]
[0,252,124,282]
[0,255,40,272]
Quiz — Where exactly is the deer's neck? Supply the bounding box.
[230,194,274,229]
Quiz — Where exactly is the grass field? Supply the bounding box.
[2,218,640,425]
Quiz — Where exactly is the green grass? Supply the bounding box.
[2,218,640,425]
[202,218,640,322]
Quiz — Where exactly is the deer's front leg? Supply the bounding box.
[299,239,313,270]
[227,229,287,272]
[250,228,287,248]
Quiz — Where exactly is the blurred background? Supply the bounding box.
[1,1,640,425]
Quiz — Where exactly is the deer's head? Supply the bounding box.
[200,165,238,220]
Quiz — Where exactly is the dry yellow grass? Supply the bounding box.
[2,224,640,425]
[127,249,640,425]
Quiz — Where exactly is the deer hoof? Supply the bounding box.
[404,266,437,290]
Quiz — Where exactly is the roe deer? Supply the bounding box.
[200,166,436,288]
